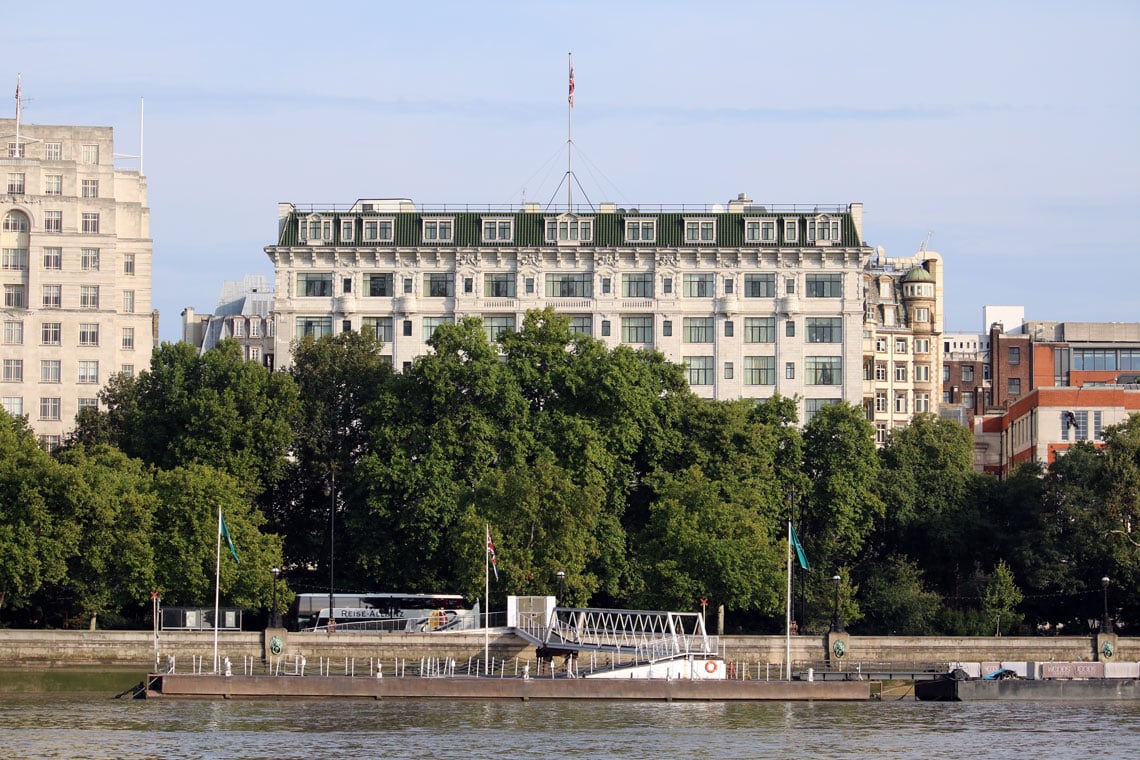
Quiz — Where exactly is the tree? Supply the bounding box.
[983,560,1024,636]
[859,555,940,635]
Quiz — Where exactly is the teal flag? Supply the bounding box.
[220,513,240,564]
[790,524,810,570]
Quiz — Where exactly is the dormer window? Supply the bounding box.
[422,218,454,243]
[362,218,394,242]
[340,219,354,243]
[299,216,334,244]
[544,215,593,243]
[684,219,716,244]
[482,218,514,243]
[625,219,656,243]
[744,219,777,244]
[807,216,841,244]
[783,219,799,243]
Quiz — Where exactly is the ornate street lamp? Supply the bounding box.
[556,571,566,603]
[270,567,280,628]
[830,574,845,633]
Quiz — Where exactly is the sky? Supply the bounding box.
[3,0,1138,342]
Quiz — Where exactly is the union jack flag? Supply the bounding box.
[486,525,499,581]
[568,65,575,108]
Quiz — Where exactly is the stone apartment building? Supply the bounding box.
[1,118,153,448]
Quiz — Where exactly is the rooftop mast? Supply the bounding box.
[566,52,574,211]
[14,74,21,153]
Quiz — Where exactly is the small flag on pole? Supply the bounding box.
[568,65,575,108]
[790,524,810,570]
[486,525,499,581]
[220,513,240,564]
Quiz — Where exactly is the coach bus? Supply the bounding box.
[292,593,481,633]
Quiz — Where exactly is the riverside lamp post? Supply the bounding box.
[1102,576,1113,634]
[830,574,845,633]
[556,571,566,604]
[270,567,280,628]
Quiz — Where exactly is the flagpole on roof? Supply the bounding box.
[14,74,21,155]
[566,52,574,212]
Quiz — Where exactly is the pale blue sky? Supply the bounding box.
[4,0,1138,341]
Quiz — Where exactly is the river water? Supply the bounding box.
[1,694,1138,759]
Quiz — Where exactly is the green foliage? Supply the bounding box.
[983,560,1024,636]
[859,555,942,635]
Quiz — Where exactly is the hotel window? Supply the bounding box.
[44,142,62,160]
[302,218,331,242]
[622,273,653,298]
[81,144,99,164]
[402,320,412,337]
[250,320,261,338]
[894,363,907,382]
[3,212,28,233]
[685,356,714,385]
[7,172,25,194]
[482,219,514,242]
[297,273,333,297]
[785,320,795,338]
[4,284,25,308]
[44,211,62,233]
[786,362,795,379]
[875,391,888,412]
[895,338,908,354]
[600,320,611,337]
[3,321,22,344]
[1,397,22,416]
[785,277,796,295]
[123,252,135,275]
[3,359,23,382]
[807,218,841,243]
[362,317,393,342]
[403,278,413,294]
[684,219,716,243]
[914,338,930,353]
[233,319,245,337]
[78,361,99,384]
[876,423,888,444]
[364,273,394,297]
[806,317,842,343]
[525,277,535,294]
[420,273,453,297]
[44,174,62,195]
[806,357,841,385]
[6,142,24,158]
[682,317,714,343]
[601,278,611,295]
[783,219,798,242]
[81,213,100,233]
[805,399,839,423]
[545,217,593,242]
[41,322,61,345]
[41,360,61,383]
[80,286,99,309]
[894,392,908,413]
[120,364,135,377]
[423,316,454,340]
[81,179,99,198]
[123,290,135,313]
[724,320,734,337]
[914,306,930,322]
[961,365,974,382]
[568,316,593,336]
[624,220,655,243]
[805,273,842,298]
[39,397,62,421]
[1,248,27,270]
[875,362,888,381]
[724,362,733,380]
[43,248,62,270]
[915,392,930,413]
[744,219,776,243]
[362,219,394,242]
[744,356,775,386]
[621,316,653,344]
[42,285,61,309]
[1009,347,1021,365]
[481,273,515,298]
[339,219,354,242]
[663,278,673,295]
[296,316,333,339]
[121,327,134,349]
[683,273,714,297]
[915,364,930,382]
[421,218,451,242]
[545,273,592,298]
[249,347,261,363]
[662,320,672,337]
[484,316,516,342]
[743,317,775,343]
[743,273,775,298]
[723,278,734,295]
[81,248,100,271]
[875,337,887,353]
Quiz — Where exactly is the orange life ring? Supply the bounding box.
[705,660,718,674]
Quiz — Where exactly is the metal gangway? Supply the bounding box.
[515,606,718,663]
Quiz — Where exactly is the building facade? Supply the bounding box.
[182,274,275,367]
[1,119,153,448]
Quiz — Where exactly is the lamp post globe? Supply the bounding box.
[270,567,280,628]
[556,571,566,603]
[1102,576,1113,634]
[830,574,844,633]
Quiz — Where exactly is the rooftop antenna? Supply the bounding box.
[14,74,22,152]
[566,52,574,211]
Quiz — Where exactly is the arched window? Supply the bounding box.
[2,210,30,233]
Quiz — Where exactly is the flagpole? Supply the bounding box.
[14,74,21,155]
[484,523,490,675]
[566,52,573,211]
[213,506,222,674]
[785,521,792,681]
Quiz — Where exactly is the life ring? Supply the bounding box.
[705,660,718,674]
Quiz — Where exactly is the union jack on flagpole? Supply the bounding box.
[568,63,575,108]
[486,525,499,581]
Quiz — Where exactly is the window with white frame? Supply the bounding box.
[683,273,714,297]
[915,364,930,382]
[7,172,25,194]
[875,391,888,412]
[915,392,930,413]
[361,317,393,342]
[894,392,908,413]
[624,219,655,243]
[4,284,25,308]
[5,142,24,158]
[545,273,592,298]
[875,362,887,381]
[545,216,593,243]
[123,252,135,275]
[249,320,261,338]
[41,322,61,345]
[894,362,907,382]
[423,273,455,297]
[81,179,99,198]
[422,218,453,242]
[806,357,842,385]
[39,397,61,420]
[81,213,100,233]
[3,358,23,382]
[744,356,775,385]
[297,273,333,297]
[362,219,394,242]
[42,285,61,308]
[121,327,134,349]
[806,317,842,343]
[483,315,516,342]
[44,174,62,195]
[914,338,930,353]
[340,219,354,242]
[81,248,100,271]
[296,316,333,339]
[43,248,61,269]
[78,361,98,384]
[743,317,775,343]
[80,286,99,309]
[44,142,62,160]
[682,317,714,343]
[484,273,516,298]
[81,144,99,164]
[422,316,454,341]
[621,316,653,344]
[1,396,22,416]
[232,319,244,338]
[875,422,887,444]
[44,211,62,233]
[684,356,714,385]
[621,273,653,298]
[122,290,135,313]
[807,217,841,243]
[482,219,513,242]
[249,346,261,363]
[684,219,716,243]
[40,360,61,383]
[3,321,22,345]
[120,364,135,377]
[783,219,798,242]
[914,306,930,322]
[743,273,775,298]
[78,397,97,411]
[1,248,27,270]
